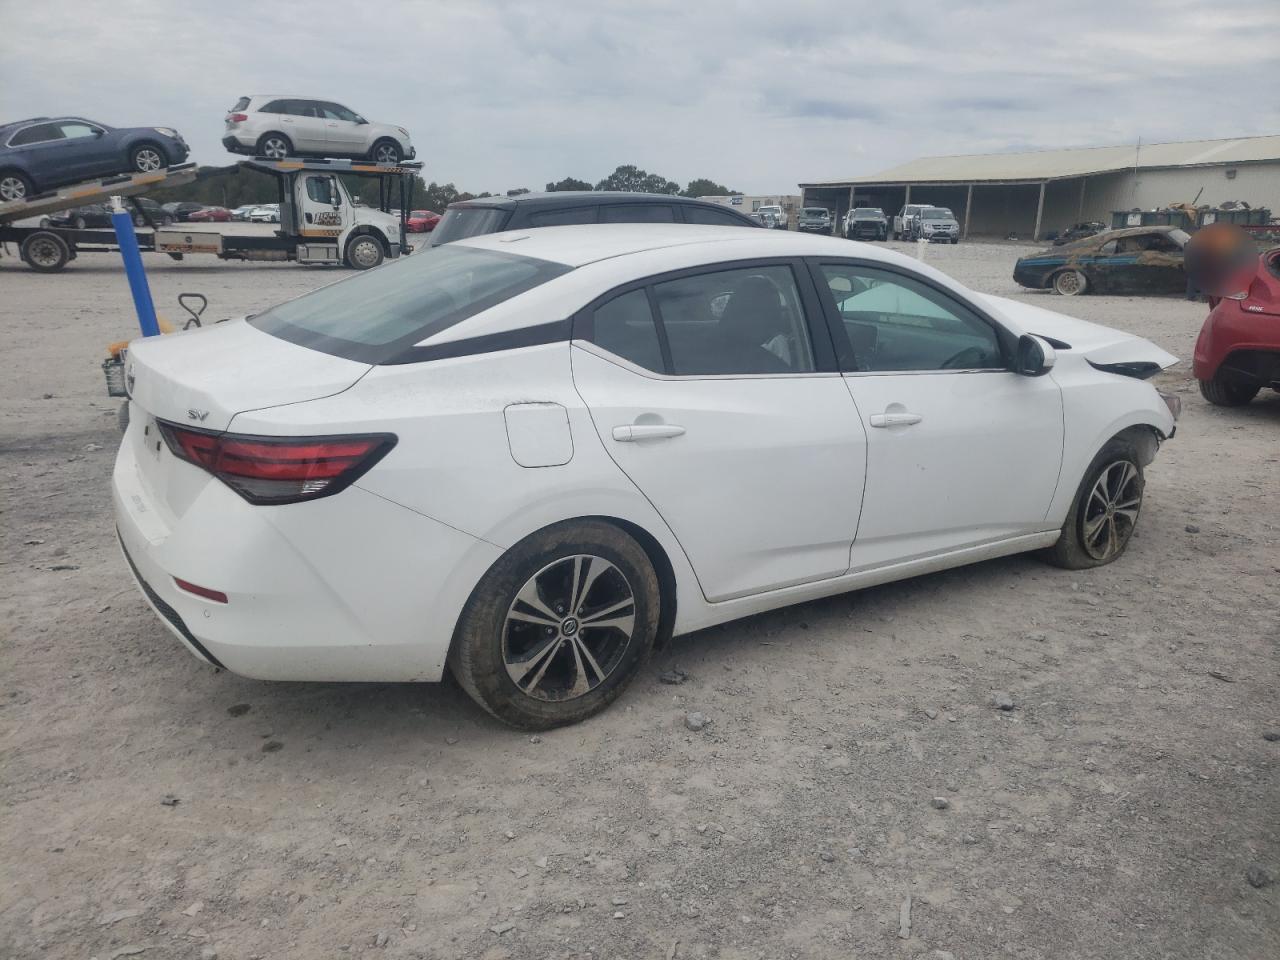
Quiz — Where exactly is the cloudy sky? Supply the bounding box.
[3,0,1278,194]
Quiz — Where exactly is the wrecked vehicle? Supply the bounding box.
[1014,226,1190,296]
[1193,246,1280,405]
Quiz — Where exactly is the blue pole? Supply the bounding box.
[110,197,160,337]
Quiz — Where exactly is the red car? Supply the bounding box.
[405,209,440,233]
[1194,247,1280,405]
[187,206,231,222]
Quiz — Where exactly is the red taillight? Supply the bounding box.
[174,577,228,604]
[158,422,396,505]
[228,113,248,122]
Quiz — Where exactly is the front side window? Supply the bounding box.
[818,263,1004,372]
[58,122,98,140]
[251,245,571,362]
[320,102,360,122]
[600,204,675,224]
[654,265,815,375]
[305,176,335,204]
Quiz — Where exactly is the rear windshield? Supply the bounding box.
[428,206,511,247]
[251,245,571,363]
[231,97,250,112]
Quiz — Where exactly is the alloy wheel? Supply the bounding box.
[135,149,163,172]
[1,175,27,201]
[373,143,399,164]
[502,555,636,702]
[263,138,288,160]
[1081,460,1142,562]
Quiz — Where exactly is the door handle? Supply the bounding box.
[612,424,686,442]
[869,412,923,428]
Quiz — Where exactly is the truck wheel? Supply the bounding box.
[20,231,71,272]
[370,139,403,164]
[448,520,660,729]
[1198,373,1259,407]
[345,234,384,269]
[130,143,167,173]
[0,170,33,201]
[256,133,292,160]
[1052,269,1087,296]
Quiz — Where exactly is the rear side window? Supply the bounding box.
[260,100,288,114]
[528,207,598,227]
[251,245,572,363]
[682,206,753,226]
[600,204,674,224]
[9,123,61,146]
[429,206,511,245]
[591,290,664,372]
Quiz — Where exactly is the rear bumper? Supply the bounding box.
[112,413,501,682]
[222,134,253,154]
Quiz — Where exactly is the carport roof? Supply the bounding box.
[802,134,1280,187]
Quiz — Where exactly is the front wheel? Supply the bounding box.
[1041,438,1144,570]
[1052,269,1087,296]
[130,143,167,173]
[370,139,403,164]
[345,234,384,269]
[448,520,660,729]
[1198,373,1259,407]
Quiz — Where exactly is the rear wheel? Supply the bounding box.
[256,133,292,160]
[449,520,660,729]
[0,170,34,201]
[1053,269,1087,296]
[20,231,71,272]
[370,139,403,164]
[74,216,86,229]
[1042,438,1144,569]
[130,143,166,173]
[1198,372,1259,406]
[345,234,384,270]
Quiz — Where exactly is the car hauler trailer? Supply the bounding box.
[151,157,419,270]
[1,157,420,271]
[0,164,198,271]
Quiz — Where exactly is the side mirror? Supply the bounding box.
[92,128,105,137]
[1015,334,1056,377]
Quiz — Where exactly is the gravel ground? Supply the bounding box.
[1,238,1277,960]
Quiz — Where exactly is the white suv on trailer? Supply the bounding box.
[223,96,415,164]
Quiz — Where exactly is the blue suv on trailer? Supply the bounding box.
[0,116,189,202]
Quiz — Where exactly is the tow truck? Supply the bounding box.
[1,157,420,272]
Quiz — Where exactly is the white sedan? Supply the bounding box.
[113,225,1179,728]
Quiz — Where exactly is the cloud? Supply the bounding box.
[1,0,1276,194]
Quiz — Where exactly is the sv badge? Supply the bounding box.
[188,409,210,422]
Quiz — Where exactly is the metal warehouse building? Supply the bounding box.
[799,135,1280,241]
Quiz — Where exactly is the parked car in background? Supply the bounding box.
[893,203,931,240]
[47,204,113,229]
[428,191,760,247]
[230,204,260,221]
[757,204,787,229]
[222,96,415,163]
[1193,246,1280,405]
[1014,226,1190,296]
[247,203,280,223]
[0,116,188,201]
[797,207,832,234]
[130,197,174,226]
[113,224,1178,728]
[1053,221,1107,246]
[405,209,441,233]
[188,206,232,223]
[919,207,961,244]
[162,201,206,222]
[843,207,888,240]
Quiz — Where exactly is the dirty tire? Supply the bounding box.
[448,520,660,729]
[19,231,71,272]
[1198,374,1258,407]
[1052,269,1087,296]
[1041,437,1144,570]
[345,234,384,270]
[256,133,292,160]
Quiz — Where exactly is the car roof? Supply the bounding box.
[451,191,750,212]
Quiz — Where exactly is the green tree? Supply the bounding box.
[595,164,680,195]
[506,187,530,196]
[545,176,593,192]
[683,178,737,198]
